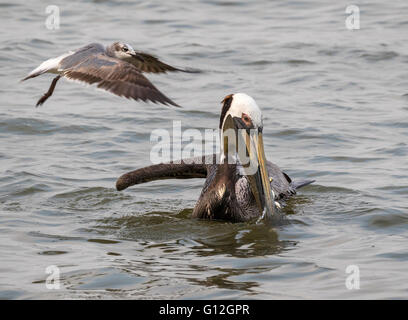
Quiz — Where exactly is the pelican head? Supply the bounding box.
[220,93,263,131]
[220,93,277,222]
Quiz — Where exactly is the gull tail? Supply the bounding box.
[21,53,71,82]
[21,59,55,81]
[21,71,44,81]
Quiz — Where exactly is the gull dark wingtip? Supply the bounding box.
[167,100,182,108]
[181,67,202,74]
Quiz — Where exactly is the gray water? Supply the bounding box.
[1,0,408,299]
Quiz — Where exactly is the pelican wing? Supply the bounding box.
[63,53,179,106]
[116,155,217,191]
[267,161,314,199]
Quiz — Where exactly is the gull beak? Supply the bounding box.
[129,50,143,61]
[222,115,277,222]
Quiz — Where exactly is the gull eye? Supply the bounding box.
[122,47,128,52]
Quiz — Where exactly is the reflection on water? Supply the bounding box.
[84,210,293,296]
[0,0,408,299]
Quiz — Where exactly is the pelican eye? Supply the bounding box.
[241,113,253,127]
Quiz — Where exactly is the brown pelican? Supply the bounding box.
[21,42,192,107]
[116,93,314,223]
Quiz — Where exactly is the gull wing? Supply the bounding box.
[129,51,188,74]
[62,53,180,106]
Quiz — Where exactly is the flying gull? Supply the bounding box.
[116,93,314,223]
[22,42,193,107]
